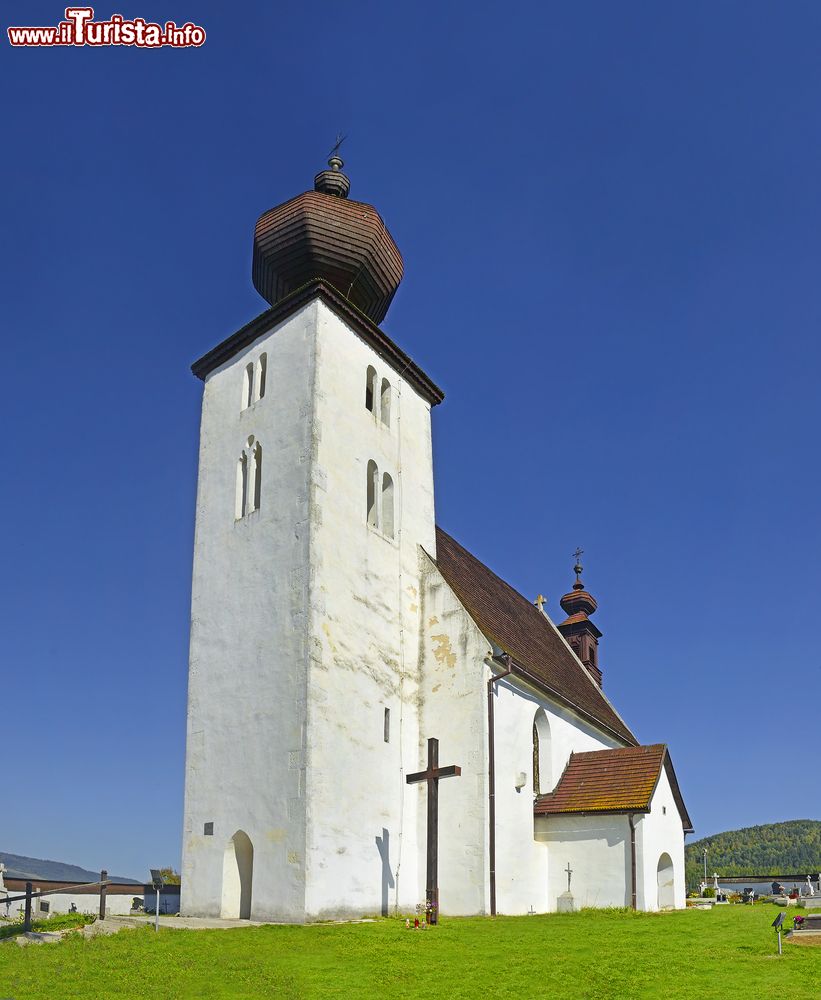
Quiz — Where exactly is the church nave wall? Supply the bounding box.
[490,677,623,914]
[417,553,491,915]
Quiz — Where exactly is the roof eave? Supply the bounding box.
[495,654,638,748]
[662,749,695,834]
[534,805,652,819]
[190,279,444,407]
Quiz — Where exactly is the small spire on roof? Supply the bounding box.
[314,134,350,198]
[558,547,602,686]
[572,547,584,590]
[534,594,547,614]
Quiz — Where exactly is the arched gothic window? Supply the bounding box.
[533,708,552,795]
[365,366,377,413]
[367,460,378,527]
[380,378,392,427]
[236,453,248,519]
[236,437,261,520]
[382,472,395,539]
[252,443,263,512]
[532,722,539,794]
[256,354,267,401]
[243,363,254,410]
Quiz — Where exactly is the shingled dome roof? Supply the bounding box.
[252,156,404,325]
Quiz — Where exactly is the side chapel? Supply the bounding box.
[180,156,693,921]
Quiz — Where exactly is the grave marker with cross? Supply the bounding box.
[406,737,461,924]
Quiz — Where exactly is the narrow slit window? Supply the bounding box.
[367,460,378,527]
[256,353,267,401]
[243,362,254,410]
[365,366,377,413]
[532,722,539,794]
[380,379,392,427]
[383,707,390,743]
[252,443,262,511]
[381,472,394,539]
[236,454,248,519]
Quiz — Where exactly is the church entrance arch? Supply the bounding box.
[221,830,254,919]
[657,852,675,910]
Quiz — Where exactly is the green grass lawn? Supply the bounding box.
[0,905,817,1000]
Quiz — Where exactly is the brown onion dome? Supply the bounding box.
[559,559,598,619]
[252,156,404,325]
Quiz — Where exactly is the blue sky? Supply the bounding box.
[2,1,819,880]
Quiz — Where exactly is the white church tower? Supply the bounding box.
[181,156,444,921]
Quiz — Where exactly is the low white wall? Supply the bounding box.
[535,813,631,910]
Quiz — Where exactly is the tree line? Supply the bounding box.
[685,819,821,888]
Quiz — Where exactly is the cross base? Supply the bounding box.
[426,887,439,926]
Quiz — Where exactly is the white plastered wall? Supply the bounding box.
[415,560,631,917]
[492,677,622,913]
[534,813,633,909]
[416,554,490,916]
[635,767,687,910]
[181,303,317,921]
[302,302,436,920]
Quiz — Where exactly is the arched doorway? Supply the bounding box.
[221,830,254,919]
[657,852,675,910]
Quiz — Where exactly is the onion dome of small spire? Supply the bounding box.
[559,555,598,621]
[252,153,404,325]
[313,155,350,198]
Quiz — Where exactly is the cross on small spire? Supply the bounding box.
[572,547,584,580]
[327,132,347,159]
[534,594,546,613]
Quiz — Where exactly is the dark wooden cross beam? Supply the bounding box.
[406,737,461,924]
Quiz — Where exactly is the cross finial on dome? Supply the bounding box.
[328,132,347,160]
[315,135,351,198]
[572,547,584,581]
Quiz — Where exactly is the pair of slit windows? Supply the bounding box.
[366,461,395,539]
[242,354,267,410]
[236,439,263,519]
[365,367,392,427]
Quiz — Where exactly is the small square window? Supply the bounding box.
[204,821,214,836]
[662,806,667,815]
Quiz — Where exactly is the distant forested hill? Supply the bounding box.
[685,819,821,887]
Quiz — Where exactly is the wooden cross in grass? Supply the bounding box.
[406,737,461,924]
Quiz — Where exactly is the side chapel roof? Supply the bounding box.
[432,527,637,746]
[533,743,694,832]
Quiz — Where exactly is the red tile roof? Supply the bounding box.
[534,744,693,832]
[433,527,637,745]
